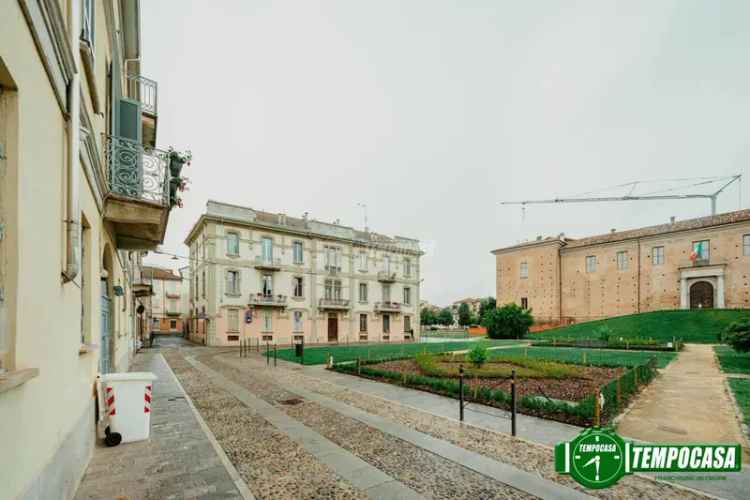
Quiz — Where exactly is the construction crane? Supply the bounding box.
[500,174,741,217]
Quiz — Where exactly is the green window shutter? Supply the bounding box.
[118,98,142,143]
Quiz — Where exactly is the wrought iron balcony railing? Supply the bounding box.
[325,265,342,275]
[127,74,158,116]
[319,298,350,309]
[377,271,397,282]
[249,294,287,307]
[375,301,402,312]
[104,134,170,206]
[254,256,282,269]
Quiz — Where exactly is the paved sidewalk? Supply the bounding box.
[75,350,249,500]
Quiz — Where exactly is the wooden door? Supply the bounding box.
[327,313,338,342]
[690,281,714,309]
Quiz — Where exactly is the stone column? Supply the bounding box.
[680,277,688,309]
[717,275,726,308]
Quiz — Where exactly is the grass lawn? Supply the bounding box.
[274,339,525,365]
[714,346,750,374]
[420,330,470,338]
[532,309,750,344]
[490,346,677,368]
[728,378,750,426]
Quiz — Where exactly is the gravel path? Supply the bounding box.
[163,351,367,500]
[213,352,710,500]
[193,351,532,499]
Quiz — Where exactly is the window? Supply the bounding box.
[384,255,391,273]
[225,270,240,295]
[652,246,665,265]
[293,277,303,298]
[404,258,412,278]
[227,309,239,332]
[382,314,390,334]
[325,246,341,270]
[170,320,177,330]
[293,311,303,332]
[324,280,342,300]
[403,287,411,306]
[202,270,206,298]
[616,251,628,271]
[226,232,239,255]
[262,311,272,332]
[521,297,528,309]
[744,236,750,256]
[359,313,368,332]
[359,282,368,302]
[261,237,273,262]
[382,284,391,302]
[520,262,528,279]
[404,315,412,334]
[692,240,709,261]
[359,250,368,270]
[585,256,596,273]
[334,280,342,300]
[293,241,304,264]
[262,274,273,296]
[81,0,95,47]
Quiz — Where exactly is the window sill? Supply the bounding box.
[291,296,305,301]
[225,293,242,297]
[0,368,40,394]
[226,253,240,258]
[79,343,98,356]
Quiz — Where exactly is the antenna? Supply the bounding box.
[357,203,369,232]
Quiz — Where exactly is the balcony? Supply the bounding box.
[249,293,287,308]
[103,134,172,250]
[166,292,180,299]
[375,301,401,313]
[377,271,397,283]
[127,75,158,148]
[319,298,350,310]
[325,265,342,276]
[254,256,282,271]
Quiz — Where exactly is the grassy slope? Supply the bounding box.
[533,309,750,344]
[491,346,677,368]
[275,339,524,365]
[714,346,750,374]
[728,379,750,426]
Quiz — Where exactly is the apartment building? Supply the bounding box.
[0,2,179,497]
[451,297,482,324]
[142,266,184,335]
[185,201,423,346]
[492,209,750,326]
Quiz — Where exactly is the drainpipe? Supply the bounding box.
[62,0,81,283]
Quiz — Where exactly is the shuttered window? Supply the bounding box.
[225,270,240,295]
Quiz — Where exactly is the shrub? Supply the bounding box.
[725,319,750,353]
[467,344,488,368]
[482,303,534,339]
[596,325,613,342]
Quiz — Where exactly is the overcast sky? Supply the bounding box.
[141,0,750,306]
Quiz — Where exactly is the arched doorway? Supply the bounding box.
[690,281,714,309]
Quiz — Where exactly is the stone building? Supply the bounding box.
[185,201,423,346]
[0,1,179,497]
[492,209,750,325]
[142,266,184,335]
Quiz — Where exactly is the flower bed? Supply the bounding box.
[530,337,682,352]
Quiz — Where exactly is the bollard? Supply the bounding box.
[274,344,277,367]
[459,365,465,422]
[511,368,517,436]
[266,341,270,366]
[594,390,601,427]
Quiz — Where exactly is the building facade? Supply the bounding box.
[185,201,423,346]
[450,297,482,325]
[0,2,178,498]
[142,266,183,335]
[492,210,750,325]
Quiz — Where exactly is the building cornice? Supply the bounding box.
[491,239,565,256]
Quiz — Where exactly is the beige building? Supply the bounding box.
[0,2,178,498]
[185,201,423,346]
[451,297,482,324]
[492,210,750,325]
[142,266,184,335]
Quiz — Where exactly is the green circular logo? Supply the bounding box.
[569,428,626,489]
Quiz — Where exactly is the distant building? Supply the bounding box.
[185,201,423,346]
[492,209,750,327]
[142,266,184,335]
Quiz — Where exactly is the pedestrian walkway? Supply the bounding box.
[74,350,250,500]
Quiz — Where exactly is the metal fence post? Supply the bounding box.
[274,344,277,367]
[594,389,601,427]
[459,365,465,422]
[511,368,517,436]
[266,341,270,366]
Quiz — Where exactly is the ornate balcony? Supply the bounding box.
[127,74,158,148]
[249,293,287,308]
[103,134,172,250]
[377,271,397,283]
[325,265,341,276]
[254,256,282,271]
[319,298,350,310]
[375,301,401,313]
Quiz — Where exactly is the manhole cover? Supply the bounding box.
[657,424,688,435]
[279,398,304,406]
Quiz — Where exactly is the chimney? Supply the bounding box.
[278,213,286,225]
[670,216,676,224]
[536,235,542,241]
[611,228,616,233]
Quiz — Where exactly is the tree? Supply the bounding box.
[482,303,534,339]
[457,303,472,327]
[478,297,497,324]
[420,307,437,326]
[725,319,750,353]
[467,344,488,368]
[437,308,454,326]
